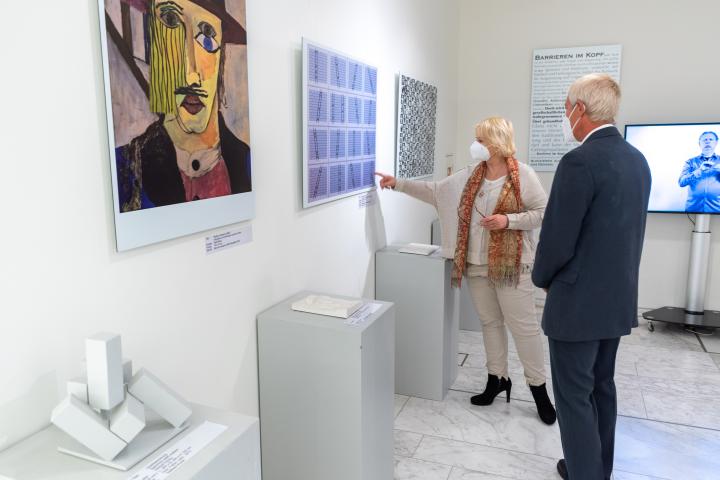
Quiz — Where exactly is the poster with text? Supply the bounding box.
[99,0,254,251]
[529,45,622,172]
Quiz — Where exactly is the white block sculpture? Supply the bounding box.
[122,358,133,384]
[110,393,145,442]
[67,378,88,403]
[51,396,127,461]
[50,333,192,470]
[129,369,192,428]
[86,333,124,411]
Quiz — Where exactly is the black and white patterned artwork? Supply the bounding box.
[396,74,438,179]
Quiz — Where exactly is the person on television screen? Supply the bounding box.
[678,131,720,213]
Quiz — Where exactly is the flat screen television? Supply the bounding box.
[625,123,720,214]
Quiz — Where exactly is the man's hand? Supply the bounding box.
[481,214,509,230]
[374,172,397,190]
[695,164,711,177]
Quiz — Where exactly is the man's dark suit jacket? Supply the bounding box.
[532,127,651,341]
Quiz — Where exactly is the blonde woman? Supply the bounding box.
[376,117,555,424]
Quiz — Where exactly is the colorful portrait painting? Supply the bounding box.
[100,0,253,250]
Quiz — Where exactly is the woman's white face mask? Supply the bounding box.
[470,141,491,162]
[562,103,581,143]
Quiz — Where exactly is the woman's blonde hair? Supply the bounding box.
[475,117,516,158]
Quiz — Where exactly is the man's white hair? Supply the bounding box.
[567,73,621,123]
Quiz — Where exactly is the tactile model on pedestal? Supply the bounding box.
[50,332,193,470]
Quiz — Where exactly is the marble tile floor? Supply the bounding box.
[712,353,720,369]
[395,316,720,480]
[699,333,720,354]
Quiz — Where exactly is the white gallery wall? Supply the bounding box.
[4,0,718,454]
[456,0,720,310]
[0,0,458,448]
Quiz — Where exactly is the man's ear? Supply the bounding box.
[577,101,587,116]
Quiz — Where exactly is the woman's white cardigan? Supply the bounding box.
[395,162,548,265]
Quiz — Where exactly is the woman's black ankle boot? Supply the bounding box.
[470,374,512,406]
[530,383,557,425]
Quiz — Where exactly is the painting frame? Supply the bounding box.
[302,38,378,209]
[97,0,255,251]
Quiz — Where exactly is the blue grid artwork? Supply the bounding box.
[329,164,346,194]
[348,97,362,124]
[349,62,363,91]
[309,49,328,84]
[347,162,362,190]
[309,166,328,199]
[304,41,377,207]
[331,94,346,123]
[362,161,375,186]
[365,66,377,94]
[330,130,346,159]
[364,99,376,125]
[309,129,328,161]
[309,90,327,123]
[349,130,362,157]
[331,56,347,88]
[364,131,376,156]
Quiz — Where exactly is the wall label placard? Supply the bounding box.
[205,225,253,255]
[127,421,227,480]
[345,303,383,327]
[529,45,622,172]
[358,189,377,209]
[303,39,378,208]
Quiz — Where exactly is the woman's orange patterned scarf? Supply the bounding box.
[452,157,524,288]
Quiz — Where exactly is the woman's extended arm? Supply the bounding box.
[506,168,547,231]
[375,172,440,208]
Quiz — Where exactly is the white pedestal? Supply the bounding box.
[431,218,481,331]
[376,246,459,400]
[0,404,260,480]
[257,291,395,480]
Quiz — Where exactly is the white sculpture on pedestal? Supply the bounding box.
[50,333,193,471]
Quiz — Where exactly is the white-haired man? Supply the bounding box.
[532,74,651,480]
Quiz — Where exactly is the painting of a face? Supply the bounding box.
[150,0,223,134]
[102,0,252,249]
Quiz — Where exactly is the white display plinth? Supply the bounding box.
[431,218,481,331]
[0,404,260,480]
[257,291,395,480]
[376,245,459,401]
